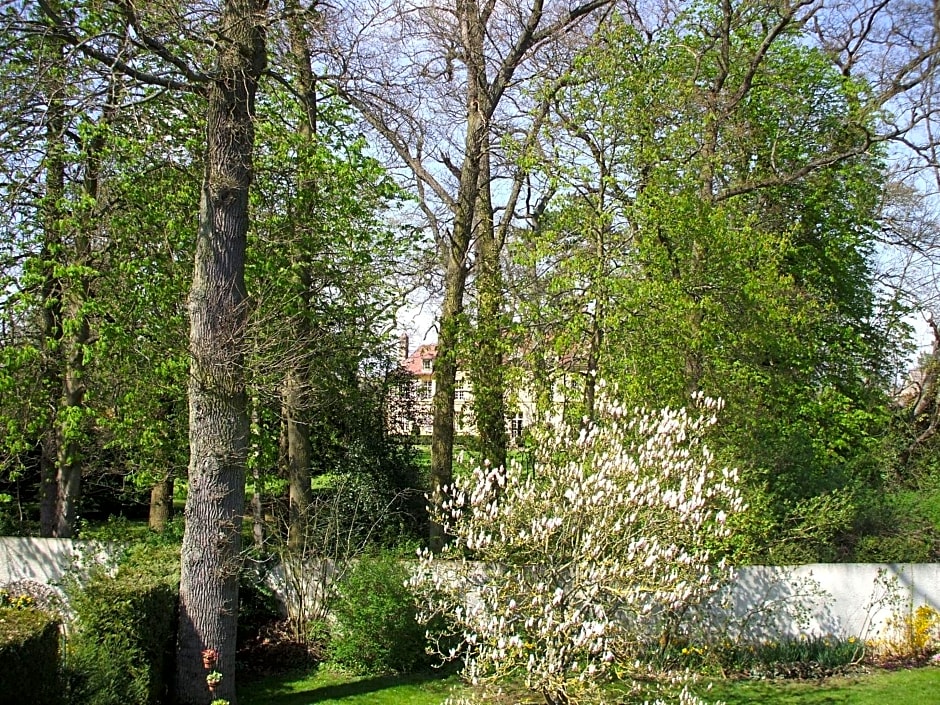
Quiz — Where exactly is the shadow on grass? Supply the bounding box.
[239,663,461,705]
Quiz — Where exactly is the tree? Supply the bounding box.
[331,0,612,549]
[175,2,266,701]
[251,3,413,550]
[89,98,199,531]
[0,2,92,537]
[511,2,908,561]
[245,82,416,545]
[26,0,268,700]
[411,390,743,705]
[0,3,195,537]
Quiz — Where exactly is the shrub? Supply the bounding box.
[410,389,744,705]
[702,635,862,678]
[65,544,179,705]
[274,473,424,645]
[850,489,940,563]
[0,605,62,705]
[868,604,940,662]
[237,562,282,649]
[329,552,431,675]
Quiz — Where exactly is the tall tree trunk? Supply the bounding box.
[284,371,312,551]
[55,97,106,538]
[38,46,65,537]
[337,0,609,549]
[282,0,317,551]
[582,304,603,424]
[583,180,610,425]
[430,257,469,552]
[429,0,490,552]
[249,389,265,549]
[52,52,115,537]
[176,2,266,702]
[54,205,92,538]
[471,144,506,470]
[149,474,174,531]
[149,398,177,531]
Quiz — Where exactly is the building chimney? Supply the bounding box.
[399,333,409,362]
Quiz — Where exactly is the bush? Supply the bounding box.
[868,603,940,662]
[410,391,744,705]
[0,605,62,705]
[329,552,431,675]
[65,544,179,705]
[849,489,940,563]
[237,561,282,649]
[705,635,862,678]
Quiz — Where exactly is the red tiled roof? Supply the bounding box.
[403,344,438,375]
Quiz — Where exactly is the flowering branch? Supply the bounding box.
[410,387,743,704]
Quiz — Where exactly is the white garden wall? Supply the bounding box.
[1,537,937,642]
[0,537,115,598]
[702,563,940,642]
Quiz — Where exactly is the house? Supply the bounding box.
[394,335,528,440]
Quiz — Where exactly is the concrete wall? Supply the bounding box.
[1,537,937,642]
[702,563,940,641]
[0,537,116,600]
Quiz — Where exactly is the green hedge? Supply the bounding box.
[0,606,62,705]
[67,544,180,705]
[329,552,434,675]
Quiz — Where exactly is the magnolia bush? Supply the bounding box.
[409,389,744,705]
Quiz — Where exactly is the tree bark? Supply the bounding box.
[149,474,174,531]
[282,0,318,551]
[54,207,92,538]
[38,31,65,536]
[149,395,179,532]
[284,370,312,551]
[428,0,490,551]
[249,390,265,549]
[51,39,114,537]
[471,144,507,470]
[429,253,470,551]
[176,2,266,702]
[339,0,612,549]
[53,301,89,536]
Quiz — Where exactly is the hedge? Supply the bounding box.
[67,544,180,705]
[0,606,62,705]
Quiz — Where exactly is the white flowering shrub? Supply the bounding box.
[409,390,743,705]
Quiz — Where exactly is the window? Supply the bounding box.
[419,380,433,400]
[455,388,465,400]
[422,358,432,371]
[510,413,524,439]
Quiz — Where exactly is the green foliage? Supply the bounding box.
[237,563,282,650]
[707,635,862,678]
[0,606,62,705]
[850,489,940,563]
[0,493,29,536]
[512,5,900,564]
[329,552,432,675]
[0,61,197,532]
[65,545,180,705]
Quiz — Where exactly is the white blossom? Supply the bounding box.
[409,387,740,705]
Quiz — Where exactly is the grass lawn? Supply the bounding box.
[238,666,940,705]
[700,667,940,704]
[237,666,464,705]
